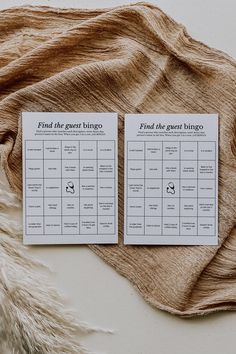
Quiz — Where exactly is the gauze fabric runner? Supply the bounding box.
[1,2,236,316]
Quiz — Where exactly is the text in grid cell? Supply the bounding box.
[62,160,79,178]
[180,160,197,179]
[62,141,79,159]
[44,159,61,178]
[127,141,144,159]
[198,142,215,160]
[181,142,197,160]
[98,216,115,234]
[180,198,197,217]
[163,142,180,160]
[127,217,144,235]
[145,198,162,217]
[62,216,79,234]
[98,140,114,159]
[26,179,43,197]
[80,141,97,159]
[145,217,161,235]
[145,142,162,160]
[163,199,179,217]
[98,160,114,178]
[145,160,162,178]
[145,179,162,198]
[26,198,43,216]
[127,179,144,198]
[127,198,144,216]
[26,160,43,178]
[198,179,215,198]
[26,216,43,234]
[128,160,144,179]
[26,141,43,159]
[44,141,61,159]
[180,218,197,236]
[80,197,97,216]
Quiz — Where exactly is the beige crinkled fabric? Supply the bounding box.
[0,2,236,323]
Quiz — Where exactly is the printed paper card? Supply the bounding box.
[22,112,118,245]
[124,114,218,245]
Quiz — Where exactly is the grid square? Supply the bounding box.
[80,178,97,197]
[163,217,179,235]
[80,216,97,234]
[145,142,162,160]
[98,160,114,178]
[127,141,144,160]
[26,216,44,235]
[128,179,144,198]
[62,141,79,159]
[44,159,61,178]
[26,141,43,159]
[145,179,161,198]
[98,178,114,197]
[181,142,197,160]
[26,179,43,197]
[128,159,144,179]
[44,216,61,234]
[80,159,96,178]
[98,216,115,234]
[163,160,179,179]
[98,197,115,216]
[80,141,97,159]
[145,198,162,217]
[62,160,79,178]
[44,141,61,159]
[180,198,197,217]
[26,198,43,216]
[62,179,79,197]
[98,141,114,159]
[44,179,61,197]
[145,160,162,178]
[180,179,197,198]
[198,217,215,236]
[62,198,80,216]
[80,197,97,216]
[62,216,79,234]
[44,198,61,216]
[198,179,215,198]
[127,216,144,235]
[180,160,197,179]
[163,179,179,198]
[198,161,215,179]
[26,159,43,178]
[128,198,144,217]
[180,218,197,236]
[145,217,161,235]
[198,142,215,160]
[163,199,179,217]
[198,199,215,217]
[163,142,180,160]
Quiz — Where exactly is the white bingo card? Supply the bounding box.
[124,114,218,245]
[22,112,118,245]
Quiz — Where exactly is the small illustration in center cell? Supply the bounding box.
[66,181,75,194]
[166,182,175,195]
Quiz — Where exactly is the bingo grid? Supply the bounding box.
[25,140,116,236]
[126,141,216,237]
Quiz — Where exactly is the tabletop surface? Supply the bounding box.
[1,1,236,354]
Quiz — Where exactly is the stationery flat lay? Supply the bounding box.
[0,2,236,354]
[22,112,218,246]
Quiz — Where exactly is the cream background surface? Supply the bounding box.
[1,1,236,353]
